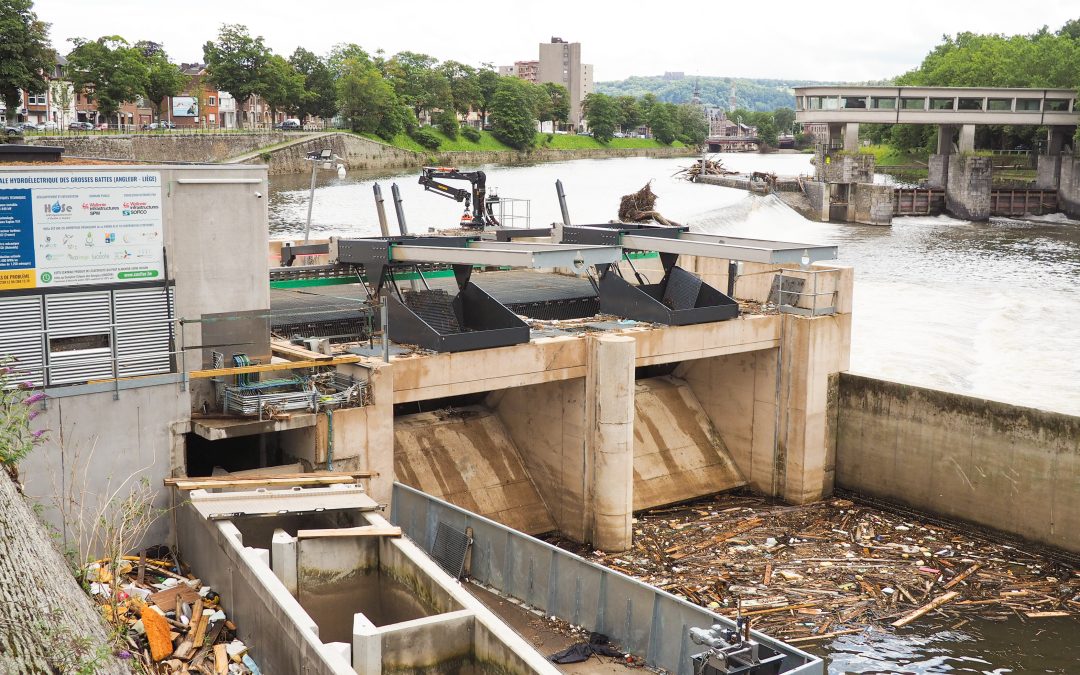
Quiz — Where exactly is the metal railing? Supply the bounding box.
[775,268,840,317]
[492,196,531,229]
[390,484,823,675]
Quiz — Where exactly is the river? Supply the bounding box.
[268,154,1080,672]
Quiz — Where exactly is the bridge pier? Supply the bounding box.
[945,155,992,221]
[826,122,860,152]
[1059,153,1080,219]
[1036,155,1062,190]
[936,124,975,154]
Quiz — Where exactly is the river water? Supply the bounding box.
[268,155,1080,672]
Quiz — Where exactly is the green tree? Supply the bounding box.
[648,102,676,144]
[202,24,270,128]
[673,103,708,145]
[327,42,372,75]
[616,95,642,134]
[290,47,337,122]
[142,51,188,122]
[67,36,149,125]
[475,64,500,128]
[385,51,450,122]
[0,0,54,124]
[490,76,537,150]
[543,82,570,131]
[337,56,401,140]
[528,82,552,130]
[260,54,305,120]
[583,92,619,143]
[438,60,479,118]
[773,107,796,134]
[436,109,459,139]
[755,114,778,147]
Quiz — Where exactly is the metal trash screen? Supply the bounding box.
[431,521,471,578]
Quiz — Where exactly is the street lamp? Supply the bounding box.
[303,148,346,244]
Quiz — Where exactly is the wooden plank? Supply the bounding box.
[165,472,375,490]
[271,339,334,362]
[214,644,228,674]
[149,583,201,609]
[942,563,981,590]
[1025,611,1070,618]
[296,526,402,539]
[891,591,959,627]
[188,355,361,379]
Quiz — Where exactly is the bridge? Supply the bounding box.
[794,86,1078,153]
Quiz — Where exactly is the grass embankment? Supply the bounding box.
[857,144,930,167]
[360,129,685,154]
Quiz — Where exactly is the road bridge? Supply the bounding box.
[794,86,1078,153]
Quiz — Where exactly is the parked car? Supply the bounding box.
[68,121,95,131]
[281,118,302,130]
[4,126,21,136]
[141,121,175,130]
[38,121,58,131]
[16,122,38,133]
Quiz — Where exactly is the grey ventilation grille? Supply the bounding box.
[430,521,471,579]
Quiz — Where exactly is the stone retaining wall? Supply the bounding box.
[28,132,284,163]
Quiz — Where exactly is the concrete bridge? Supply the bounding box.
[795,86,1079,153]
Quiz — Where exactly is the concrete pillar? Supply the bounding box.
[843,122,860,152]
[363,363,395,509]
[271,529,298,595]
[245,546,270,567]
[584,335,635,552]
[1047,126,1072,154]
[827,123,843,149]
[1036,154,1062,190]
[927,155,949,189]
[352,613,381,673]
[945,155,992,221]
[936,125,959,155]
[957,124,975,153]
[776,310,852,504]
[1059,153,1080,219]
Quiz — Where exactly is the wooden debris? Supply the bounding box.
[142,607,174,661]
[674,158,738,180]
[296,525,402,538]
[165,471,374,491]
[544,491,1078,642]
[892,592,959,627]
[618,182,679,226]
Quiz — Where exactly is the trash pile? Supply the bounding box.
[673,158,738,180]
[618,183,680,226]
[550,492,1080,644]
[85,551,261,674]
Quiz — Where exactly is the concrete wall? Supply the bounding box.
[835,373,1080,554]
[802,180,830,221]
[851,183,893,225]
[393,407,556,535]
[28,132,284,162]
[927,154,949,188]
[821,152,874,184]
[1059,152,1080,219]
[1036,154,1062,190]
[945,155,992,221]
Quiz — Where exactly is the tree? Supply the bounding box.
[384,51,450,122]
[673,103,708,145]
[438,60,479,118]
[583,92,619,143]
[142,51,187,122]
[260,54,305,120]
[616,95,642,134]
[337,56,402,140]
[490,76,537,150]
[542,82,570,131]
[67,36,149,125]
[436,109,459,138]
[0,0,54,124]
[648,102,676,144]
[773,107,796,134]
[49,79,73,128]
[755,114,778,147]
[475,64,500,128]
[290,47,336,123]
[203,24,270,128]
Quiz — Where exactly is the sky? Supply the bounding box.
[34,0,1080,83]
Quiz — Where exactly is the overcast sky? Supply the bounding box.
[34,0,1079,82]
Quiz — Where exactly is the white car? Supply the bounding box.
[38,121,58,131]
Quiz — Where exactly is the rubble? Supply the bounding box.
[673,158,739,180]
[547,491,1080,643]
[84,550,258,674]
[618,183,680,226]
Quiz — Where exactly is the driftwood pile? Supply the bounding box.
[549,493,1079,644]
[85,551,260,674]
[674,158,738,180]
[618,182,679,226]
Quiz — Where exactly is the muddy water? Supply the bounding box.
[299,573,433,644]
[269,155,1080,672]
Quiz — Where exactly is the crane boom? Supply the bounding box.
[418,166,500,228]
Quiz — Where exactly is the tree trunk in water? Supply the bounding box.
[0,475,132,674]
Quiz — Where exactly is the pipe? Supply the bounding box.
[391,183,409,235]
[303,158,318,244]
[556,179,571,226]
[373,183,390,237]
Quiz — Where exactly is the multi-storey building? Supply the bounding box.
[502,37,594,128]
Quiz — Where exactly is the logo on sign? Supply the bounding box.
[40,272,53,283]
[46,200,72,214]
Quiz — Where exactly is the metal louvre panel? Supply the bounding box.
[45,291,113,385]
[0,296,45,386]
[114,286,174,377]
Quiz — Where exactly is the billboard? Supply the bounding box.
[171,96,199,117]
[0,171,164,290]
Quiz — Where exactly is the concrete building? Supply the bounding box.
[503,37,594,127]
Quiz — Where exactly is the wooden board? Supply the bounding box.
[296,526,402,539]
[271,339,334,362]
[148,584,201,609]
[165,472,375,490]
[188,355,361,379]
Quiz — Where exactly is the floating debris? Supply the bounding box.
[547,491,1080,642]
[674,158,739,180]
[618,183,679,226]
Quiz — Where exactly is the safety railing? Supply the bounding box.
[775,268,840,317]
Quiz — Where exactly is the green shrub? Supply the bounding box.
[436,111,459,139]
[460,125,481,142]
[410,128,441,150]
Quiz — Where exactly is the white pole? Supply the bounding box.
[303,158,318,244]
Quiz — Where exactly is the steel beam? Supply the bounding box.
[389,242,621,270]
[622,233,837,265]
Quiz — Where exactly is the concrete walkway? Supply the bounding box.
[225,131,333,164]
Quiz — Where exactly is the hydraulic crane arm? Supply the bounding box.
[418,166,499,228]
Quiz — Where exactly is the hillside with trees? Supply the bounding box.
[595,75,835,111]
